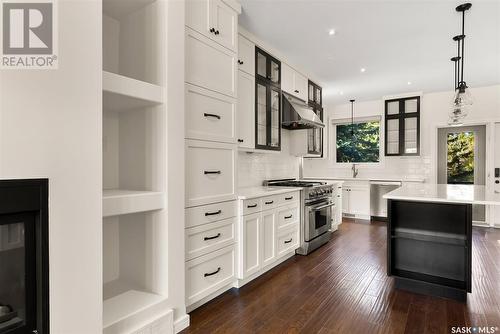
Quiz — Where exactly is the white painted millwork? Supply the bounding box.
[185,83,237,144]
[185,0,240,52]
[342,181,371,219]
[276,204,300,232]
[185,27,237,98]
[240,212,262,277]
[185,245,236,306]
[261,210,277,267]
[185,140,237,207]
[237,70,255,149]
[185,200,238,228]
[185,217,236,260]
[277,227,300,257]
[281,62,308,102]
[103,190,165,217]
[238,34,255,75]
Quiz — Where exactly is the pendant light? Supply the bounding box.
[350,99,355,138]
[448,3,472,126]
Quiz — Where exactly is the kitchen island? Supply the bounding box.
[384,184,500,301]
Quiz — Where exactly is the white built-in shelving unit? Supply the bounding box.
[102,0,169,333]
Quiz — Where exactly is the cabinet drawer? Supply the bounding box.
[186,245,235,306]
[185,84,236,143]
[242,198,262,215]
[276,205,299,231]
[186,140,236,207]
[261,195,278,210]
[277,228,299,257]
[186,217,236,260]
[186,28,237,98]
[186,200,237,228]
[276,191,300,206]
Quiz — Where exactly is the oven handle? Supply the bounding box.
[311,202,335,211]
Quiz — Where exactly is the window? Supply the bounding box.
[447,131,475,184]
[385,96,420,156]
[335,120,381,163]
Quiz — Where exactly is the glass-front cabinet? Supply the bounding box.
[384,96,420,156]
[307,80,323,156]
[255,47,281,151]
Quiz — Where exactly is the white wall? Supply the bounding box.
[304,85,500,182]
[0,1,102,333]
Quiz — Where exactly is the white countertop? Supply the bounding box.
[237,186,303,200]
[383,183,500,205]
[304,176,425,183]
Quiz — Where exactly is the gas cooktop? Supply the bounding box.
[264,179,327,188]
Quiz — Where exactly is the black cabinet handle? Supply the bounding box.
[237,60,244,65]
[205,210,222,216]
[247,204,257,208]
[284,238,293,244]
[204,170,221,175]
[238,139,244,143]
[284,215,293,219]
[204,113,221,120]
[204,267,221,277]
[204,233,221,241]
[265,201,274,205]
[209,28,215,33]
[285,196,293,200]
[338,186,342,189]
[337,195,341,198]
[215,30,220,35]
[294,90,299,93]
[240,60,244,65]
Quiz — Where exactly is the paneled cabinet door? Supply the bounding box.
[237,70,255,149]
[342,187,350,214]
[348,186,370,216]
[294,71,308,102]
[238,35,254,75]
[240,213,261,278]
[261,210,277,267]
[281,63,295,96]
[211,0,237,52]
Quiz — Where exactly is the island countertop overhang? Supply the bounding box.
[384,183,500,206]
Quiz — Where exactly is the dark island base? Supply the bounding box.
[387,200,472,302]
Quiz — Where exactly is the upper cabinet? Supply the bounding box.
[186,0,240,53]
[384,96,420,156]
[281,63,307,102]
[237,34,254,75]
[255,47,280,86]
[307,80,323,157]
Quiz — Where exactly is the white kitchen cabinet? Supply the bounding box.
[240,213,261,278]
[281,63,308,102]
[261,210,277,267]
[185,28,237,98]
[342,182,370,220]
[237,70,255,149]
[237,35,255,75]
[186,0,240,52]
[277,227,299,257]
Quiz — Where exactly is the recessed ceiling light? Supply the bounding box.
[407,81,412,85]
[339,91,344,95]
[328,29,336,36]
[360,68,366,73]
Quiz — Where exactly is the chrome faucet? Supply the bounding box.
[351,163,359,178]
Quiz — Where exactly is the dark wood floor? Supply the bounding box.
[183,220,500,334]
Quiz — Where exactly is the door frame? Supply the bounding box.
[433,120,495,227]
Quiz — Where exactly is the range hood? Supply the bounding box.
[281,92,325,130]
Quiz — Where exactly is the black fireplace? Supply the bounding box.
[0,180,49,334]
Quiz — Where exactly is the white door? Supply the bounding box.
[211,0,237,52]
[261,209,276,267]
[237,70,255,149]
[342,187,350,214]
[494,123,500,227]
[240,213,261,278]
[238,35,254,75]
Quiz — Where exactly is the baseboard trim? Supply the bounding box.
[174,314,190,333]
[235,251,296,288]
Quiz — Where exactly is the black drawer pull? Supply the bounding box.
[204,233,221,241]
[285,196,293,200]
[247,204,257,208]
[238,139,244,143]
[209,27,215,33]
[284,215,293,219]
[294,90,299,93]
[204,267,221,277]
[284,238,293,244]
[215,30,220,35]
[204,113,221,120]
[265,201,274,205]
[337,195,341,198]
[204,170,221,175]
[205,210,222,216]
[338,186,342,189]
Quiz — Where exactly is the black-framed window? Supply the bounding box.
[307,80,323,156]
[385,96,420,156]
[255,47,281,151]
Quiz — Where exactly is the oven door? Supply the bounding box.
[305,200,334,241]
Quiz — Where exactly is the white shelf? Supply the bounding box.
[103,71,164,112]
[103,289,168,333]
[103,189,165,217]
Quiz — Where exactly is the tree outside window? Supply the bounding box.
[447,132,475,184]
[336,121,380,163]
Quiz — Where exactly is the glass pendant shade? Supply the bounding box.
[448,116,464,126]
[451,83,473,108]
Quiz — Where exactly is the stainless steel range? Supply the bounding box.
[264,179,335,255]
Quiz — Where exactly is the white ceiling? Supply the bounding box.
[239,0,500,104]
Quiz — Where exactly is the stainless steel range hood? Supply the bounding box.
[282,92,325,130]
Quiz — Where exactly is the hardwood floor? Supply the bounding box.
[183,220,500,334]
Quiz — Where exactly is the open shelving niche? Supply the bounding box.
[102,0,169,333]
